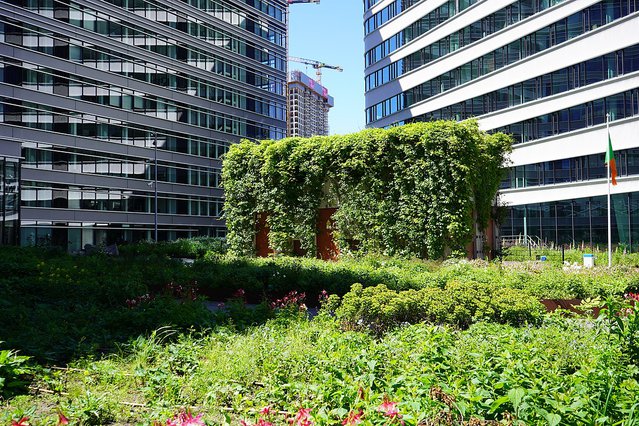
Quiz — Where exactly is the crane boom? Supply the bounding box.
[287,0,320,4]
[288,56,343,83]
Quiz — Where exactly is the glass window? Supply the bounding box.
[569,105,586,130]
[567,12,583,39]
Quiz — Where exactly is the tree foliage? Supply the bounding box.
[222,121,512,259]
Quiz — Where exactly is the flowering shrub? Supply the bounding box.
[292,407,314,426]
[126,281,200,309]
[165,281,200,301]
[10,416,29,426]
[341,410,363,426]
[57,411,69,425]
[126,293,154,308]
[270,290,307,311]
[378,398,403,424]
[157,411,205,426]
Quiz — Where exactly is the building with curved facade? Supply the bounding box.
[0,0,288,249]
[364,0,639,248]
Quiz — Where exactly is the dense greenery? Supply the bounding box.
[4,314,639,425]
[190,255,638,301]
[2,244,637,362]
[0,246,213,363]
[3,244,639,424]
[222,121,512,258]
[118,236,228,259]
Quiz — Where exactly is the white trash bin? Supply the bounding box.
[583,254,594,268]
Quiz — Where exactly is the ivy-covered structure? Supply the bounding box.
[222,121,512,259]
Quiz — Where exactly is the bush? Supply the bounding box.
[189,255,635,303]
[119,237,227,259]
[335,282,544,333]
[0,344,30,398]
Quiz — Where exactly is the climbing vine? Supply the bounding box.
[222,121,512,259]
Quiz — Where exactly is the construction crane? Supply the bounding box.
[288,56,343,84]
[287,0,320,4]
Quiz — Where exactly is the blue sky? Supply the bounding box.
[288,1,365,135]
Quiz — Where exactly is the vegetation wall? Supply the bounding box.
[222,121,512,259]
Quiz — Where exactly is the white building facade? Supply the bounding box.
[364,0,639,247]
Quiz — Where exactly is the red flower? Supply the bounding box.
[259,406,272,416]
[294,408,314,426]
[378,400,401,419]
[342,410,363,425]
[256,419,273,426]
[166,411,205,426]
[57,411,70,425]
[11,417,30,426]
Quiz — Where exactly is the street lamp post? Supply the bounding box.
[153,132,158,242]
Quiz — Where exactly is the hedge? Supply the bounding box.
[334,282,545,333]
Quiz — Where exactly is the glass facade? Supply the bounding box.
[0,157,20,245]
[501,148,639,189]
[366,0,638,123]
[501,193,639,248]
[366,0,561,73]
[0,0,287,248]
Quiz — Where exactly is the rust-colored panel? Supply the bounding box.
[255,213,273,258]
[317,207,339,260]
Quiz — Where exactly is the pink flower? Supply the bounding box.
[57,411,70,425]
[378,400,401,419]
[294,408,314,426]
[11,418,30,426]
[256,419,273,426]
[318,290,329,302]
[166,412,205,426]
[240,421,252,426]
[342,410,363,425]
[259,406,272,416]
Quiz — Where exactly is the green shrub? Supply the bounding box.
[119,237,227,259]
[0,344,30,398]
[335,282,544,333]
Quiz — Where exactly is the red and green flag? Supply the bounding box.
[605,132,618,186]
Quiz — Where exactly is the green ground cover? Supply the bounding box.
[2,244,639,363]
[2,244,639,425]
[3,313,639,425]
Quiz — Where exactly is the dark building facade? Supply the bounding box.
[0,139,20,245]
[0,0,287,249]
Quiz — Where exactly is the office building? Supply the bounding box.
[364,0,639,247]
[0,0,288,249]
[288,70,334,136]
[0,139,20,245]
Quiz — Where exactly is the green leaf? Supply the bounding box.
[508,388,526,411]
[489,395,510,414]
[546,413,561,426]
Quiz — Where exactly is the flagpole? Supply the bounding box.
[607,113,612,268]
